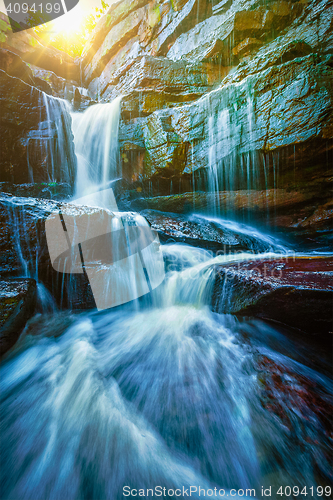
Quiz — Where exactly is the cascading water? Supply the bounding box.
[0,245,331,500]
[71,96,122,202]
[203,86,269,219]
[1,88,331,500]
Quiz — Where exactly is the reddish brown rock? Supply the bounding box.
[232,38,264,58]
[212,256,333,333]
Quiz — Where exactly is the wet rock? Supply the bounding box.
[211,256,333,333]
[133,55,332,177]
[142,209,240,250]
[0,193,97,308]
[166,0,297,63]
[29,65,76,100]
[0,182,73,200]
[0,194,158,311]
[255,353,332,482]
[85,0,332,204]
[232,38,264,58]
[131,180,333,240]
[81,0,212,87]
[0,48,35,85]
[141,209,283,251]
[0,278,36,355]
[81,0,149,69]
[84,7,147,84]
[100,55,224,103]
[0,70,76,185]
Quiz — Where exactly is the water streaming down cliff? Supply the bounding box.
[203,86,269,218]
[71,96,122,202]
[27,92,76,185]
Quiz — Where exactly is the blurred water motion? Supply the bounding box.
[0,245,331,500]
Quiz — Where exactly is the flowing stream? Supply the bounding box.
[0,98,332,500]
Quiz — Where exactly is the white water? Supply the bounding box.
[191,214,289,254]
[71,96,122,201]
[1,245,331,500]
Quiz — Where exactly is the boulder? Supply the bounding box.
[0,194,162,311]
[0,193,96,308]
[0,278,37,355]
[211,256,333,333]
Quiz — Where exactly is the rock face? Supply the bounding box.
[79,0,332,236]
[0,278,37,355]
[0,69,76,184]
[0,193,161,311]
[211,256,333,333]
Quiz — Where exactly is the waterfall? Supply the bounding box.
[27,92,76,185]
[203,86,268,218]
[71,96,122,201]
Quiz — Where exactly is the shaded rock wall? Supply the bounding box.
[0,69,77,184]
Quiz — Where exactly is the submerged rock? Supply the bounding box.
[212,256,333,333]
[0,278,36,355]
[141,209,280,252]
